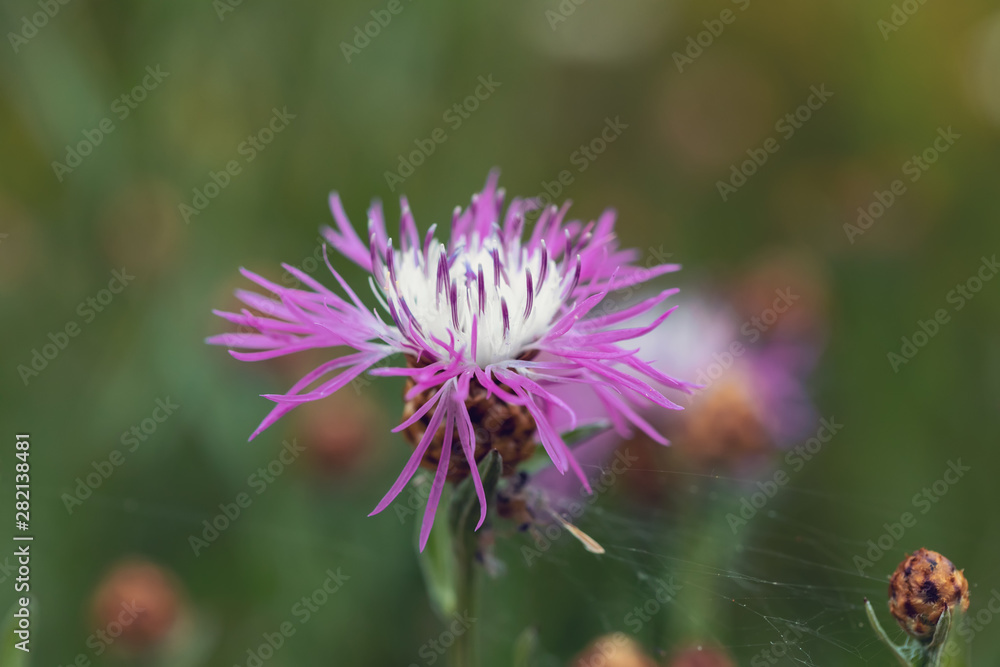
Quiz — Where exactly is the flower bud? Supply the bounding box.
[571,633,658,667]
[675,375,770,470]
[888,548,969,640]
[90,559,183,652]
[298,391,380,475]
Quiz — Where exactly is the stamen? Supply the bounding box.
[471,314,478,361]
[477,266,486,315]
[423,224,437,259]
[501,298,510,339]
[492,248,501,288]
[385,242,396,286]
[490,221,504,242]
[524,269,534,319]
[398,295,424,337]
[536,240,548,294]
[563,255,582,298]
[436,247,449,307]
[449,280,460,330]
[386,296,405,333]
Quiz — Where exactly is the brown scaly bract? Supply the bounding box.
[403,372,537,482]
[888,547,970,640]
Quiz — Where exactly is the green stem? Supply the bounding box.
[441,450,499,667]
[451,531,480,667]
[864,598,915,667]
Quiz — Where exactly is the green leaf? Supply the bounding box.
[927,607,968,667]
[519,422,611,475]
[2,604,30,667]
[561,422,612,447]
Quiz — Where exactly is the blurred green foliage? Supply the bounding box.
[2,0,999,665]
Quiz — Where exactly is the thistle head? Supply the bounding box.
[209,171,690,550]
[888,547,969,641]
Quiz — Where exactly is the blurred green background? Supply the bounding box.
[2,0,999,665]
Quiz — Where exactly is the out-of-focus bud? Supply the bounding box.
[571,633,658,667]
[729,249,829,345]
[666,643,736,667]
[297,388,381,475]
[888,548,969,641]
[674,374,771,471]
[90,559,183,653]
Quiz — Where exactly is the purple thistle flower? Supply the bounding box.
[208,171,690,550]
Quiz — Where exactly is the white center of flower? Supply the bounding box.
[386,238,573,367]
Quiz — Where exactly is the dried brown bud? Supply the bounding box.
[402,358,536,481]
[571,633,658,667]
[666,643,736,667]
[90,560,182,652]
[888,548,969,640]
